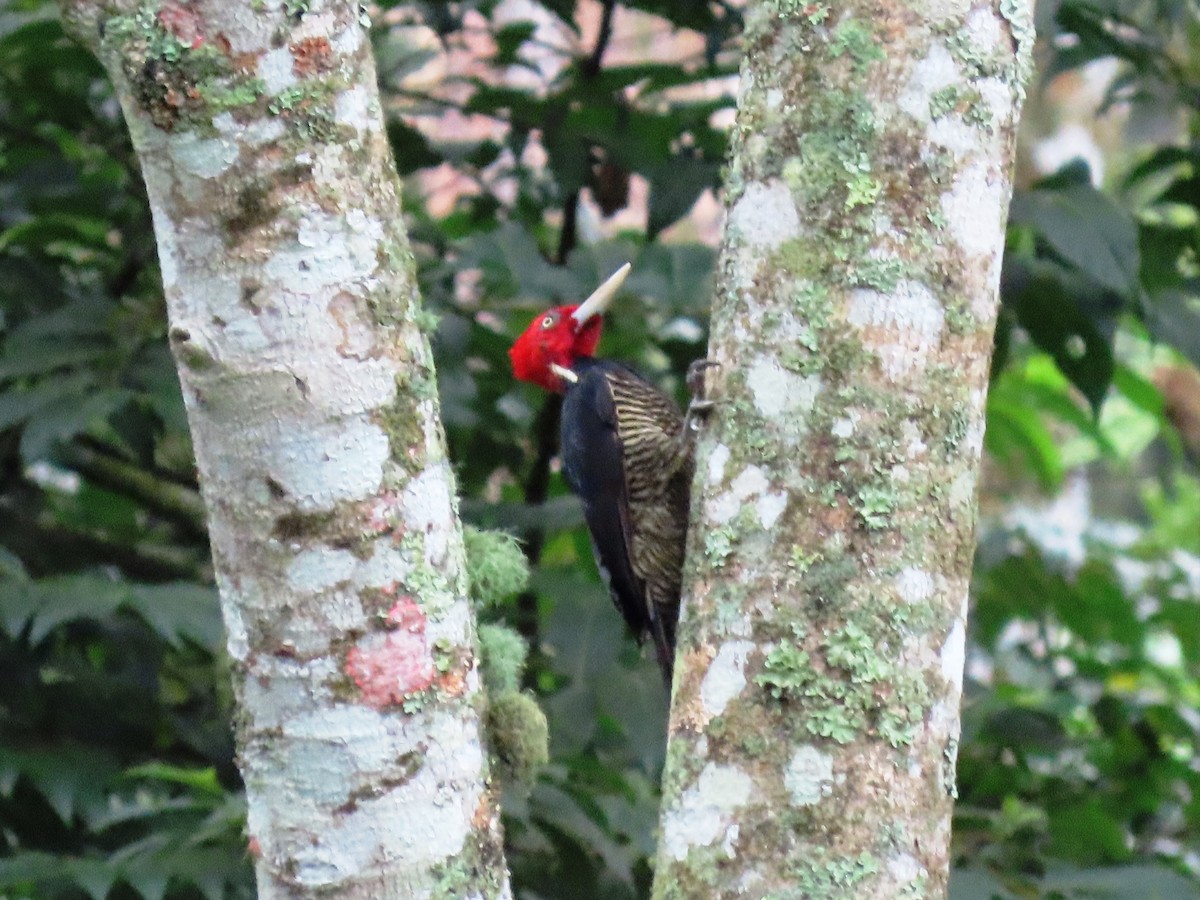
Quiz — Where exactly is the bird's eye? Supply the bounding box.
[540,314,557,330]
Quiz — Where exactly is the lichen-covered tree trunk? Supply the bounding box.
[58,1,509,897]
[654,2,1032,897]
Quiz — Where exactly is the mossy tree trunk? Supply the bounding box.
[58,1,509,897]
[654,2,1032,896]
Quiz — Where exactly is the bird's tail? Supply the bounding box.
[650,613,676,690]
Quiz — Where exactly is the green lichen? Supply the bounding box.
[829,19,883,73]
[757,628,810,699]
[802,550,855,605]
[899,873,930,899]
[704,505,761,566]
[432,637,456,673]
[964,94,993,129]
[173,341,216,371]
[268,85,304,114]
[942,297,977,336]
[197,77,265,112]
[265,77,350,144]
[787,849,881,898]
[429,834,507,900]
[660,734,705,806]
[788,547,820,575]
[104,5,192,64]
[101,5,265,133]
[655,844,725,900]
[762,0,829,24]
[843,155,881,210]
[787,88,877,210]
[375,370,435,466]
[396,528,457,615]
[852,483,895,530]
[756,618,931,748]
[1000,0,1037,101]
[929,86,960,119]
[704,522,738,566]
[851,256,910,292]
[414,306,441,335]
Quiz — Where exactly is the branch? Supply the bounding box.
[60,440,207,538]
[581,0,618,78]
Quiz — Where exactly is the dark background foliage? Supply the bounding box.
[1,0,1199,897]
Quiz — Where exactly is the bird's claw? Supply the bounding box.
[683,359,720,434]
[686,359,721,403]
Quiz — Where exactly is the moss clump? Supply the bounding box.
[486,691,548,786]
[462,526,530,608]
[429,832,507,900]
[477,623,527,695]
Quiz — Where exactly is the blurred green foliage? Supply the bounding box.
[1,0,1200,898]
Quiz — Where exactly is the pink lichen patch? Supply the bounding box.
[385,596,426,633]
[346,628,435,709]
[158,3,205,49]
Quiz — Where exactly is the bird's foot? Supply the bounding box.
[682,359,720,435]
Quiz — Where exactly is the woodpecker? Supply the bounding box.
[508,265,711,685]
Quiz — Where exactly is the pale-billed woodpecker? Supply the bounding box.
[508,264,712,685]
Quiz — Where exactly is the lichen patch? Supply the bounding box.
[662,763,753,861]
[728,179,802,250]
[345,597,435,709]
[746,358,821,419]
[846,280,944,380]
[700,640,756,718]
[784,745,834,806]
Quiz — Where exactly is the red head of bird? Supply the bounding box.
[508,263,632,393]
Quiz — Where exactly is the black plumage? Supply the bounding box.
[559,357,691,685]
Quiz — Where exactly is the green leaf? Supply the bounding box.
[985,393,1065,490]
[1143,288,1200,370]
[1009,182,1140,296]
[0,372,94,431]
[646,156,720,238]
[123,763,223,795]
[494,20,536,66]
[0,336,108,380]
[64,857,119,900]
[1047,798,1131,865]
[2,575,127,644]
[19,387,134,461]
[0,745,120,825]
[0,212,112,253]
[1000,258,1118,412]
[386,117,441,175]
[0,546,27,580]
[125,583,223,651]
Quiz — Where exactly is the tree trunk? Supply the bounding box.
[57,1,510,896]
[654,2,1032,896]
